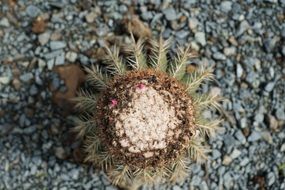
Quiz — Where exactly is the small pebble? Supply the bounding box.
[50,41,67,50]
[19,73,33,82]
[212,149,221,160]
[220,1,232,13]
[195,32,206,46]
[0,76,12,85]
[248,131,261,142]
[55,147,66,159]
[230,149,241,159]
[240,158,250,166]
[236,64,243,78]
[163,8,177,21]
[0,18,10,27]
[26,5,41,18]
[66,51,77,62]
[213,52,226,60]
[276,108,285,120]
[38,32,50,46]
[267,172,275,186]
[188,18,199,30]
[85,12,97,23]
[47,59,54,70]
[55,53,65,65]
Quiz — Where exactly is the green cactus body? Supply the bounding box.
[74,36,222,189]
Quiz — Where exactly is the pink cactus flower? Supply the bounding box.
[110,99,118,108]
[136,83,146,90]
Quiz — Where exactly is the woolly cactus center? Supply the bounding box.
[112,80,183,158]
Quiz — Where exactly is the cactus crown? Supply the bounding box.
[74,36,222,189]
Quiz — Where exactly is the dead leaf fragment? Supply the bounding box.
[73,146,85,163]
[125,16,152,39]
[8,0,17,9]
[52,64,85,113]
[32,16,47,34]
[186,64,197,74]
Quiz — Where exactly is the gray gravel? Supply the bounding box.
[1,0,285,190]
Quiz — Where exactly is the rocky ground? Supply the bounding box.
[1,0,285,189]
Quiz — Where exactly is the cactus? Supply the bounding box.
[74,36,222,189]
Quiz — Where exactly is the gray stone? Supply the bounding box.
[240,158,249,167]
[24,125,36,134]
[188,18,199,30]
[268,114,278,130]
[200,181,209,190]
[26,5,41,18]
[261,131,273,144]
[141,11,153,20]
[38,59,46,69]
[0,124,14,136]
[223,47,236,56]
[163,8,177,21]
[20,73,33,82]
[20,61,30,68]
[234,130,246,144]
[281,144,285,152]
[191,175,202,186]
[51,75,61,90]
[213,52,226,61]
[236,64,243,78]
[38,32,50,46]
[212,149,221,160]
[0,18,10,27]
[264,36,279,53]
[276,108,285,120]
[265,82,275,92]
[267,172,275,186]
[48,1,67,8]
[45,50,63,59]
[119,5,128,13]
[32,156,42,167]
[55,53,65,65]
[105,186,117,190]
[55,147,66,159]
[60,187,67,190]
[254,113,264,123]
[240,117,247,128]
[224,134,236,151]
[0,76,12,85]
[230,149,241,159]
[248,131,261,142]
[186,0,197,4]
[176,30,189,39]
[96,25,108,36]
[47,59,54,70]
[50,41,66,50]
[195,32,206,46]
[190,164,201,175]
[172,185,182,190]
[265,0,277,3]
[223,172,233,189]
[237,20,250,36]
[66,51,77,62]
[220,1,232,12]
[29,85,38,95]
[85,12,96,23]
[246,71,257,84]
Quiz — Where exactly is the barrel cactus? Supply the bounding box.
[74,36,222,189]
